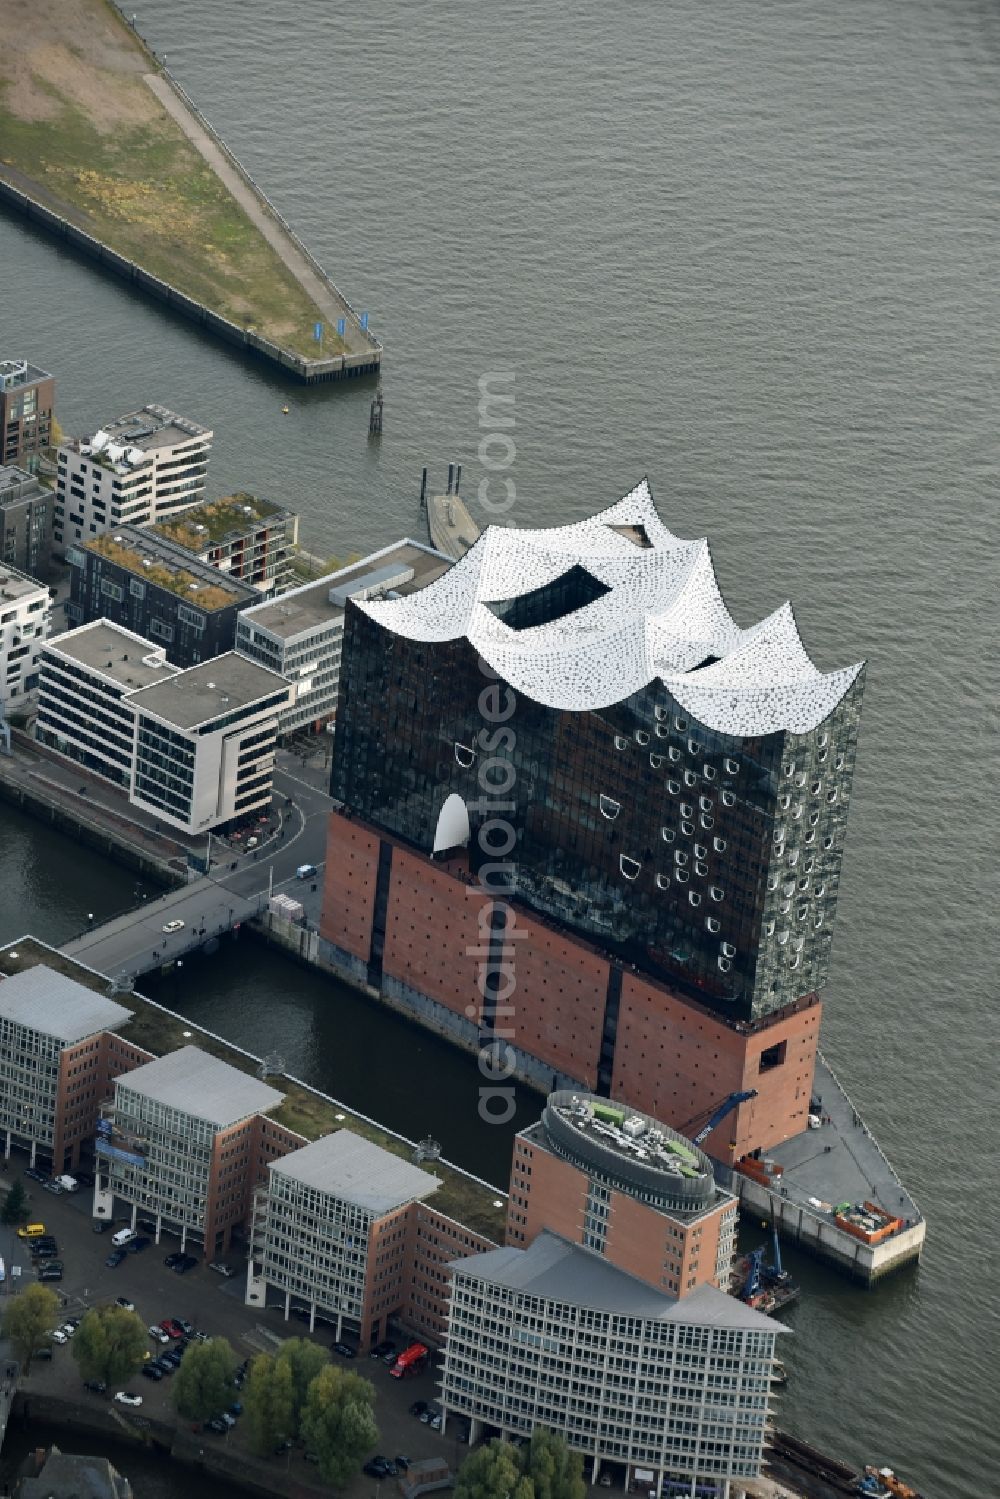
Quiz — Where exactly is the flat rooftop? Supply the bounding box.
[93,403,210,454]
[85,528,255,610]
[0,964,133,1044]
[0,565,46,603]
[451,1230,783,1331]
[128,651,289,729]
[116,1044,284,1128]
[0,358,51,391]
[154,492,291,552]
[239,539,450,642]
[45,620,178,693]
[271,1130,442,1214]
[0,464,47,507]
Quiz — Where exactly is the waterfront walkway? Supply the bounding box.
[145,73,373,359]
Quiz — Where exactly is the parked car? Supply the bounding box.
[33,1245,60,1260]
[371,1339,396,1360]
[274,1439,293,1455]
[83,1379,106,1393]
[208,1261,236,1278]
[160,1319,184,1339]
[395,1457,410,1472]
[24,1167,46,1183]
[114,1392,143,1407]
[162,920,185,934]
[60,1322,78,1338]
[42,1180,64,1195]
[33,1348,54,1361]
[163,1252,182,1269]
[142,1364,164,1380]
[295,864,317,880]
[174,1318,195,1336]
[173,1255,198,1275]
[93,1221,107,1234]
[332,1341,356,1359]
[138,1220,158,1234]
[220,1412,237,1428]
[38,1266,63,1282]
[127,1236,151,1254]
[105,1250,126,1268]
[409,1401,428,1418]
[205,1417,228,1434]
[149,1325,170,1344]
[50,1330,68,1345]
[364,1458,392,1478]
[152,1358,174,1376]
[115,1297,135,1312]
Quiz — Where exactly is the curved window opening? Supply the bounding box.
[655,723,669,738]
[721,790,735,807]
[454,742,476,769]
[680,802,694,818]
[694,843,707,859]
[668,747,681,762]
[655,706,668,722]
[674,850,688,866]
[599,795,621,820]
[718,956,731,973]
[703,764,717,781]
[661,827,675,843]
[827,789,839,803]
[694,861,707,877]
[700,814,714,830]
[681,821,694,836]
[655,873,670,890]
[667,779,680,795]
[683,770,697,787]
[705,917,721,933]
[674,716,688,731]
[823,836,834,850]
[676,869,689,883]
[620,855,641,881]
[650,753,665,768]
[724,758,740,774]
[721,941,736,958]
[699,795,712,812]
[688,891,701,907]
[635,730,650,746]
[709,885,724,902]
[713,836,727,853]
[614,735,629,751]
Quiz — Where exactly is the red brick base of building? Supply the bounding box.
[319,809,821,1164]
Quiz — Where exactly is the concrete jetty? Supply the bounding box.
[426,491,481,560]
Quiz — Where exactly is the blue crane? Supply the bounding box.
[684,1089,759,1147]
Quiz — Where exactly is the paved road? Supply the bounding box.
[62,760,332,981]
[145,73,375,359]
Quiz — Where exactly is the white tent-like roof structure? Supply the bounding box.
[358,480,864,736]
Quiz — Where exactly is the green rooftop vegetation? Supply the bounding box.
[154,493,284,552]
[87,533,241,610]
[0,938,507,1244]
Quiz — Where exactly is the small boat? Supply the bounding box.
[281,405,289,414]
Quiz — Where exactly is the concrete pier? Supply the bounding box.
[426,491,481,560]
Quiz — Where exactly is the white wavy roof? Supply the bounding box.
[358,480,864,735]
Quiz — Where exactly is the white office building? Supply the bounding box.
[235,539,449,738]
[36,619,292,831]
[0,565,50,710]
[53,404,211,555]
[442,1231,785,1498]
[128,651,292,832]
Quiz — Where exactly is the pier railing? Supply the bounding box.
[818,1048,924,1219]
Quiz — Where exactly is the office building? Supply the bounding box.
[0,965,146,1173]
[36,621,176,788]
[153,492,299,597]
[36,620,292,831]
[127,651,291,832]
[99,1046,286,1258]
[0,465,54,579]
[508,1092,737,1296]
[0,566,50,711]
[442,1231,784,1496]
[236,539,448,739]
[68,526,258,667]
[249,1129,497,1346]
[53,405,211,555]
[0,359,55,473]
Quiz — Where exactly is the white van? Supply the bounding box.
[111,1227,136,1248]
[55,1174,80,1193]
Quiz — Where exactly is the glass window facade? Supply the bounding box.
[332,608,865,1023]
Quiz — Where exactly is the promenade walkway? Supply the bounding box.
[145,73,372,358]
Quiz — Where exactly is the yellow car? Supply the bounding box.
[17,1223,46,1239]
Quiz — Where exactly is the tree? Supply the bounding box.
[455,1440,524,1499]
[274,1337,329,1435]
[523,1428,586,1499]
[1,1181,29,1225]
[299,1364,378,1487]
[172,1336,236,1421]
[2,1283,60,1372]
[71,1306,147,1388]
[244,1353,296,1456]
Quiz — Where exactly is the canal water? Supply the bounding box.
[1,1,997,1493]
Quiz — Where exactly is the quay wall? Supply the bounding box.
[0,177,377,385]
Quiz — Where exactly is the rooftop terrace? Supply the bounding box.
[85,528,253,611]
[239,539,450,642]
[0,937,508,1243]
[0,357,51,391]
[0,464,48,507]
[154,492,290,552]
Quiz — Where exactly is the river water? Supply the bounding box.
[1,1,998,1493]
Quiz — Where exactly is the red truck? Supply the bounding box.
[389,1342,429,1379]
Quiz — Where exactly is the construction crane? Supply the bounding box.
[682,1089,759,1148]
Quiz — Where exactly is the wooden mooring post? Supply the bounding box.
[369,389,384,435]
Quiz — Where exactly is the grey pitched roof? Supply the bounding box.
[115,1045,283,1128]
[450,1231,787,1332]
[270,1130,441,1214]
[0,965,133,1044]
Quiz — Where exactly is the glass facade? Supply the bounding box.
[332,608,865,1023]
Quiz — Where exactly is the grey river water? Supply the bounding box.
[1,1,998,1494]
